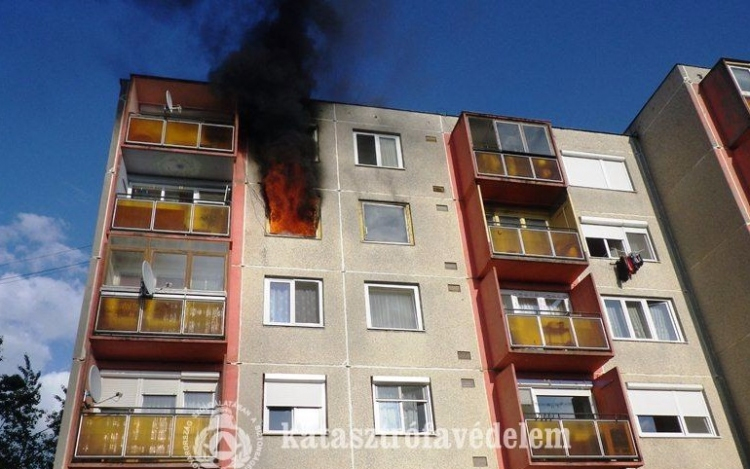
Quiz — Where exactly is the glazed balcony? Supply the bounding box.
[90,294,226,362]
[505,310,609,351]
[112,196,230,236]
[75,409,214,460]
[126,115,234,152]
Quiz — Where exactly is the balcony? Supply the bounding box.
[127,115,234,152]
[90,294,227,362]
[505,310,609,351]
[75,409,214,460]
[476,150,562,183]
[112,196,230,236]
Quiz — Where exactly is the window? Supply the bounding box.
[561,151,633,191]
[729,65,750,96]
[264,278,323,326]
[519,385,595,419]
[580,218,656,260]
[628,386,715,437]
[603,297,682,342]
[263,374,326,434]
[495,121,554,156]
[365,283,423,330]
[501,290,570,314]
[355,132,403,168]
[361,201,412,244]
[97,370,218,412]
[372,377,434,434]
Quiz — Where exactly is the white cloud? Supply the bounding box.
[39,371,69,415]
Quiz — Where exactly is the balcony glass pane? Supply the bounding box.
[193,205,230,235]
[476,152,505,175]
[97,297,139,332]
[562,420,601,456]
[598,421,637,456]
[504,154,534,178]
[489,226,522,254]
[184,301,224,335]
[190,255,225,291]
[540,317,575,347]
[201,124,234,151]
[153,202,191,232]
[141,298,182,333]
[172,416,213,457]
[164,121,199,147]
[551,231,583,258]
[526,420,566,456]
[76,414,126,456]
[128,117,163,144]
[113,199,153,230]
[152,253,187,289]
[521,230,553,256]
[125,415,174,456]
[572,317,608,349]
[507,315,543,346]
[531,157,562,181]
[106,250,143,287]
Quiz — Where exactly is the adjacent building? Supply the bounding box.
[54,60,750,469]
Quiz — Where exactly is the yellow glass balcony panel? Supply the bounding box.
[76,414,126,456]
[97,297,139,332]
[172,415,213,457]
[141,298,182,333]
[531,157,563,181]
[192,205,230,235]
[125,415,174,456]
[521,229,553,256]
[598,421,637,457]
[113,199,153,230]
[164,121,199,147]
[572,318,609,349]
[550,231,583,258]
[490,226,523,254]
[184,301,224,335]
[504,154,534,178]
[153,202,192,232]
[476,152,505,175]
[540,316,575,347]
[562,420,601,456]
[200,124,234,151]
[526,420,567,456]
[507,315,543,346]
[128,117,163,144]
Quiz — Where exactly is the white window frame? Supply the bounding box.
[501,290,571,315]
[729,65,750,97]
[263,374,327,435]
[360,201,413,245]
[561,150,634,191]
[580,217,657,260]
[354,131,404,168]
[372,376,434,435]
[627,384,716,438]
[602,297,683,342]
[97,370,219,411]
[365,283,424,331]
[263,277,323,327]
[517,381,596,419]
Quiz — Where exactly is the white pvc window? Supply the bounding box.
[581,218,656,260]
[561,151,633,191]
[97,370,218,411]
[263,374,326,434]
[518,385,595,419]
[603,297,682,342]
[372,377,434,434]
[264,278,323,326]
[365,283,423,331]
[501,290,570,315]
[355,132,403,168]
[628,387,715,437]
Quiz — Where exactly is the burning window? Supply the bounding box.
[264,161,320,238]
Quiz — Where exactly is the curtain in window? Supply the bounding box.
[142,395,176,411]
[379,136,399,167]
[626,301,651,339]
[517,297,539,313]
[294,281,319,324]
[648,302,678,341]
[377,402,401,431]
[369,287,418,329]
[269,282,291,323]
[184,392,213,411]
[604,300,629,338]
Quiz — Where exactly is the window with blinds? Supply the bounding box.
[628,387,715,436]
[263,374,326,434]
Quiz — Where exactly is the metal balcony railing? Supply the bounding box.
[75,408,215,459]
[112,196,230,236]
[475,150,563,182]
[523,413,638,460]
[95,294,225,337]
[126,115,234,152]
[488,223,584,260]
[504,309,610,350]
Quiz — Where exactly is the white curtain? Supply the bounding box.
[649,302,678,341]
[379,136,399,167]
[377,402,401,431]
[626,301,651,339]
[369,287,417,329]
[294,281,319,324]
[604,300,629,338]
[269,282,291,323]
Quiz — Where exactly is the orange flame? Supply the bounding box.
[265,161,319,237]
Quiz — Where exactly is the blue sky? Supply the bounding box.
[1,0,749,411]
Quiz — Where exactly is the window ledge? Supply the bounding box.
[367,327,425,333]
[263,322,325,329]
[263,430,328,436]
[374,431,437,437]
[355,163,406,171]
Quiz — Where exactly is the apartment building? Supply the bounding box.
[54,65,747,469]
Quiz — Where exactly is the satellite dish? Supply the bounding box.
[141,260,156,297]
[165,90,182,113]
[87,365,102,403]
